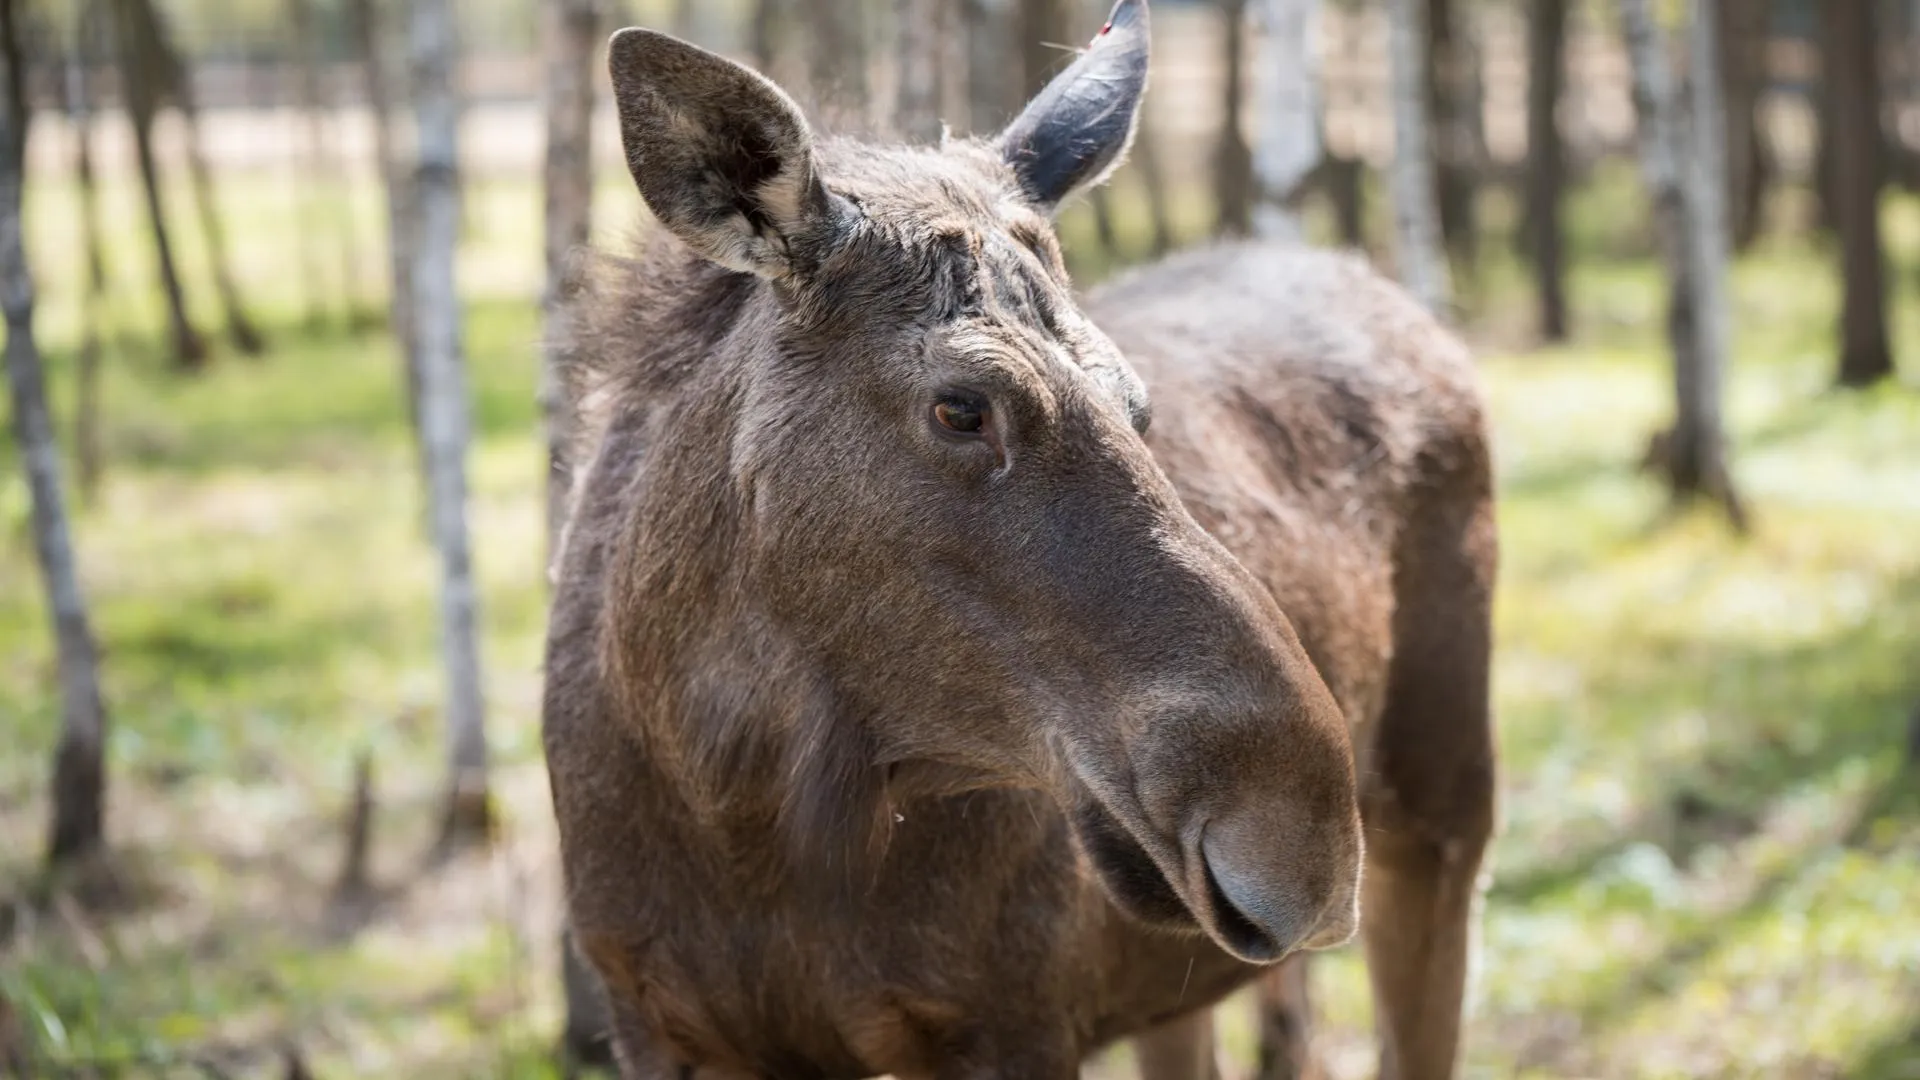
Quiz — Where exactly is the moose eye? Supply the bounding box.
[933,398,988,435]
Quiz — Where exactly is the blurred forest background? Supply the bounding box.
[1,0,1918,1076]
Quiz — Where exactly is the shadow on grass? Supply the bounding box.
[11,303,545,479]
[1485,565,1920,1072]
[1851,1014,1920,1080]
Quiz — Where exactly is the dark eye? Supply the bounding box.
[933,398,988,435]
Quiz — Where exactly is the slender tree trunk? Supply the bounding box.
[541,0,599,554]
[1324,153,1365,246]
[166,33,265,355]
[1425,0,1478,270]
[287,0,341,329]
[348,0,427,484]
[1132,112,1176,255]
[896,0,947,142]
[67,5,110,501]
[1384,0,1451,315]
[804,0,868,128]
[1526,0,1569,340]
[1822,0,1895,387]
[539,0,607,1052]
[751,0,783,73]
[1215,0,1255,236]
[1250,0,1324,240]
[1019,0,1074,98]
[1619,0,1745,526]
[537,0,602,1045]
[962,0,1016,133]
[111,0,204,369]
[3,0,112,867]
[1718,0,1768,249]
[409,0,492,846]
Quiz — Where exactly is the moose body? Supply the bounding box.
[544,4,1495,1078]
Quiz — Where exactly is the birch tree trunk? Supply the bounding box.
[1426,0,1480,270]
[1822,0,1895,387]
[1019,0,1074,99]
[1250,0,1323,241]
[1717,0,1768,250]
[166,29,265,356]
[348,0,428,490]
[1526,0,1569,340]
[409,0,492,845]
[540,2,611,1053]
[1214,0,1255,237]
[804,0,868,128]
[3,0,112,866]
[751,0,784,73]
[540,0,599,553]
[66,3,111,501]
[287,0,345,328]
[962,0,1003,132]
[1132,113,1176,255]
[896,0,948,142]
[1384,0,1451,316]
[110,0,204,369]
[1618,0,1745,526]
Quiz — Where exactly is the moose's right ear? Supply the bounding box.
[607,28,848,279]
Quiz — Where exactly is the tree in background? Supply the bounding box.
[1526,0,1569,341]
[540,0,601,546]
[112,0,265,358]
[539,0,616,1057]
[64,2,112,501]
[1717,0,1770,250]
[1821,0,1895,387]
[1019,0,1075,103]
[804,0,868,127]
[1384,0,1452,316]
[1249,0,1323,240]
[1425,0,1481,272]
[1619,0,1745,528]
[896,0,949,142]
[285,0,358,329]
[2,0,112,868]
[963,0,1013,131]
[408,0,493,846]
[1215,0,1254,236]
[108,0,204,368]
[348,0,429,487]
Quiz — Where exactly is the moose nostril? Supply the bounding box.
[1199,849,1286,962]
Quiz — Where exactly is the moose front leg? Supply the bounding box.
[1251,956,1316,1080]
[1132,1008,1222,1080]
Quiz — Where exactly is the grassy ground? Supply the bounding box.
[3,160,1919,1078]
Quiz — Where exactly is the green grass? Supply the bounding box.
[4,160,1920,1079]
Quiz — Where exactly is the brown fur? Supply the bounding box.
[543,8,1495,1079]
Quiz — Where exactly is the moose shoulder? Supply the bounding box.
[542,2,1496,1077]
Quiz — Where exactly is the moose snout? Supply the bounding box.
[1188,802,1362,963]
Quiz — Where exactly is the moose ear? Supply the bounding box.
[994,0,1151,213]
[607,28,848,278]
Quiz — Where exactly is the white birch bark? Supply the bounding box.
[408,0,491,832]
[1251,0,1324,240]
[1384,0,1452,315]
[2,0,111,864]
[540,0,600,555]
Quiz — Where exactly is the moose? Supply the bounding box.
[542,1,1496,1077]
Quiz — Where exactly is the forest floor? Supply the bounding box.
[3,164,1919,1079]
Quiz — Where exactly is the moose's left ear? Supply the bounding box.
[994,0,1151,214]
